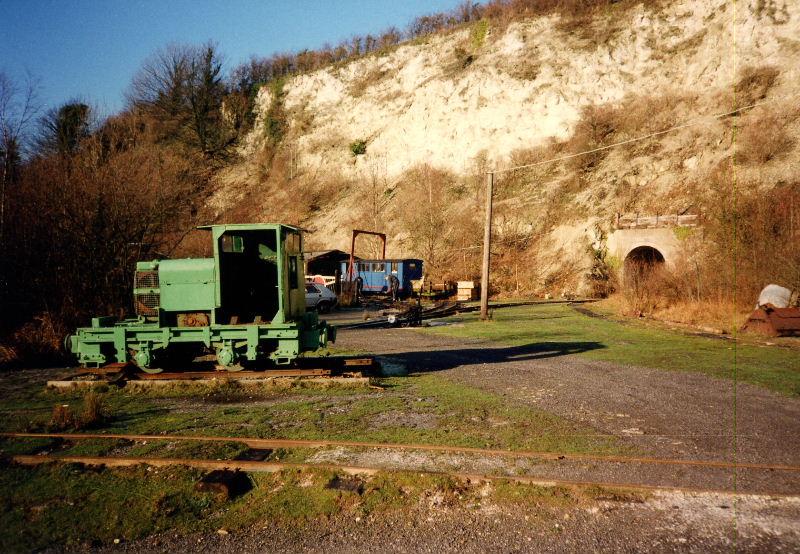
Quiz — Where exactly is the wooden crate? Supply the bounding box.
[456,281,479,301]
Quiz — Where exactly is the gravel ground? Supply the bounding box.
[337,327,800,468]
[93,491,800,554]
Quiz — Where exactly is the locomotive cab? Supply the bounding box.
[207,224,306,325]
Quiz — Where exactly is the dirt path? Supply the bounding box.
[336,327,800,493]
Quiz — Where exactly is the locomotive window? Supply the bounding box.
[285,233,301,254]
[289,257,299,289]
[221,234,244,253]
[409,262,417,269]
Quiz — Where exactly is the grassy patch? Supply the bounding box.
[0,436,60,456]
[0,462,222,551]
[470,19,489,49]
[0,460,640,550]
[58,438,131,457]
[125,439,250,460]
[106,374,620,454]
[0,369,621,455]
[423,304,800,396]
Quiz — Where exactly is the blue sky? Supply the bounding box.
[1,0,463,115]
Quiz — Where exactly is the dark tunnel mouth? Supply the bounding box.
[624,246,665,284]
[625,245,665,267]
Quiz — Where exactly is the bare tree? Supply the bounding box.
[36,101,92,157]
[186,43,226,154]
[396,165,456,278]
[129,43,228,156]
[0,71,39,243]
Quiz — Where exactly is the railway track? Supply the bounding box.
[8,452,799,498]
[4,431,799,473]
[55,357,377,385]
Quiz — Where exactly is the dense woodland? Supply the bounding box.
[1,0,798,365]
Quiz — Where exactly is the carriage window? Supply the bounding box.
[289,257,298,289]
[373,262,385,272]
[391,262,398,273]
[221,234,244,253]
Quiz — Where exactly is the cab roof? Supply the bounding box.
[197,223,302,232]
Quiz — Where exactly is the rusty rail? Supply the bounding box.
[10,454,800,498]
[3,431,799,473]
[67,357,376,382]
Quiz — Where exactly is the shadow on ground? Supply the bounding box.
[380,341,606,374]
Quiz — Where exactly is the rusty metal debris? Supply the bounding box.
[741,305,800,337]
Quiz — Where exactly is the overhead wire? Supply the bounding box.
[489,93,799,175]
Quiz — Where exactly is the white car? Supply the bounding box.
[305,283,337,313]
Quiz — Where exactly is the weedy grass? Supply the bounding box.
[125,439,251,460]
[0,436,60,456]
[423,304,800,396]
[0,462,222,551]
[0,461,642,551]
[0,366,624,456]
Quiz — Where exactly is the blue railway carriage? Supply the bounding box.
[342,259,423,298]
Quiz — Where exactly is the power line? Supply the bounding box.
[489,93,798,175]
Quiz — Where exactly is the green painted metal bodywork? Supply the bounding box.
[67,223,335,369]
[158,258,216,311]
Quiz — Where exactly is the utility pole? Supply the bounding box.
[480,171,494,320]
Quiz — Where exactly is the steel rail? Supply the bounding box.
[10,454,799,498]
[3,431,800,473]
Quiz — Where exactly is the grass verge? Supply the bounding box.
[423,304,800,396]
[0,372,624,454]
[0,460,645,551]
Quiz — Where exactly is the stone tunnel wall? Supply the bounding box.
[607,227,683,269]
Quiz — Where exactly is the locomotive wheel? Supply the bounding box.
[215,343,243,371]
[132,347,163,374]
[139,366,164,374]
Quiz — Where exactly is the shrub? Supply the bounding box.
[350,140,367,156]
[585,225,616,298]
[621,262,671,316]
[470,19,489,49]
[264,78,287,145]
[737,111,793,164]
[5,313,66,368]
[734,65,779,108]
[80,391,109,428]
[565,104,618,171]
[452,46,475,70]
[691,165,800,308]
[49,404,76,431]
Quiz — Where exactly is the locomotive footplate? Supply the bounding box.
[75,357,377,382]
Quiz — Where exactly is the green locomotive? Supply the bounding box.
[66,223,335,372]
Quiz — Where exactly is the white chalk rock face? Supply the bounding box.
[212,0,800,292]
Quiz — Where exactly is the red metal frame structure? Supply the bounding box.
[347,229,386,281]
